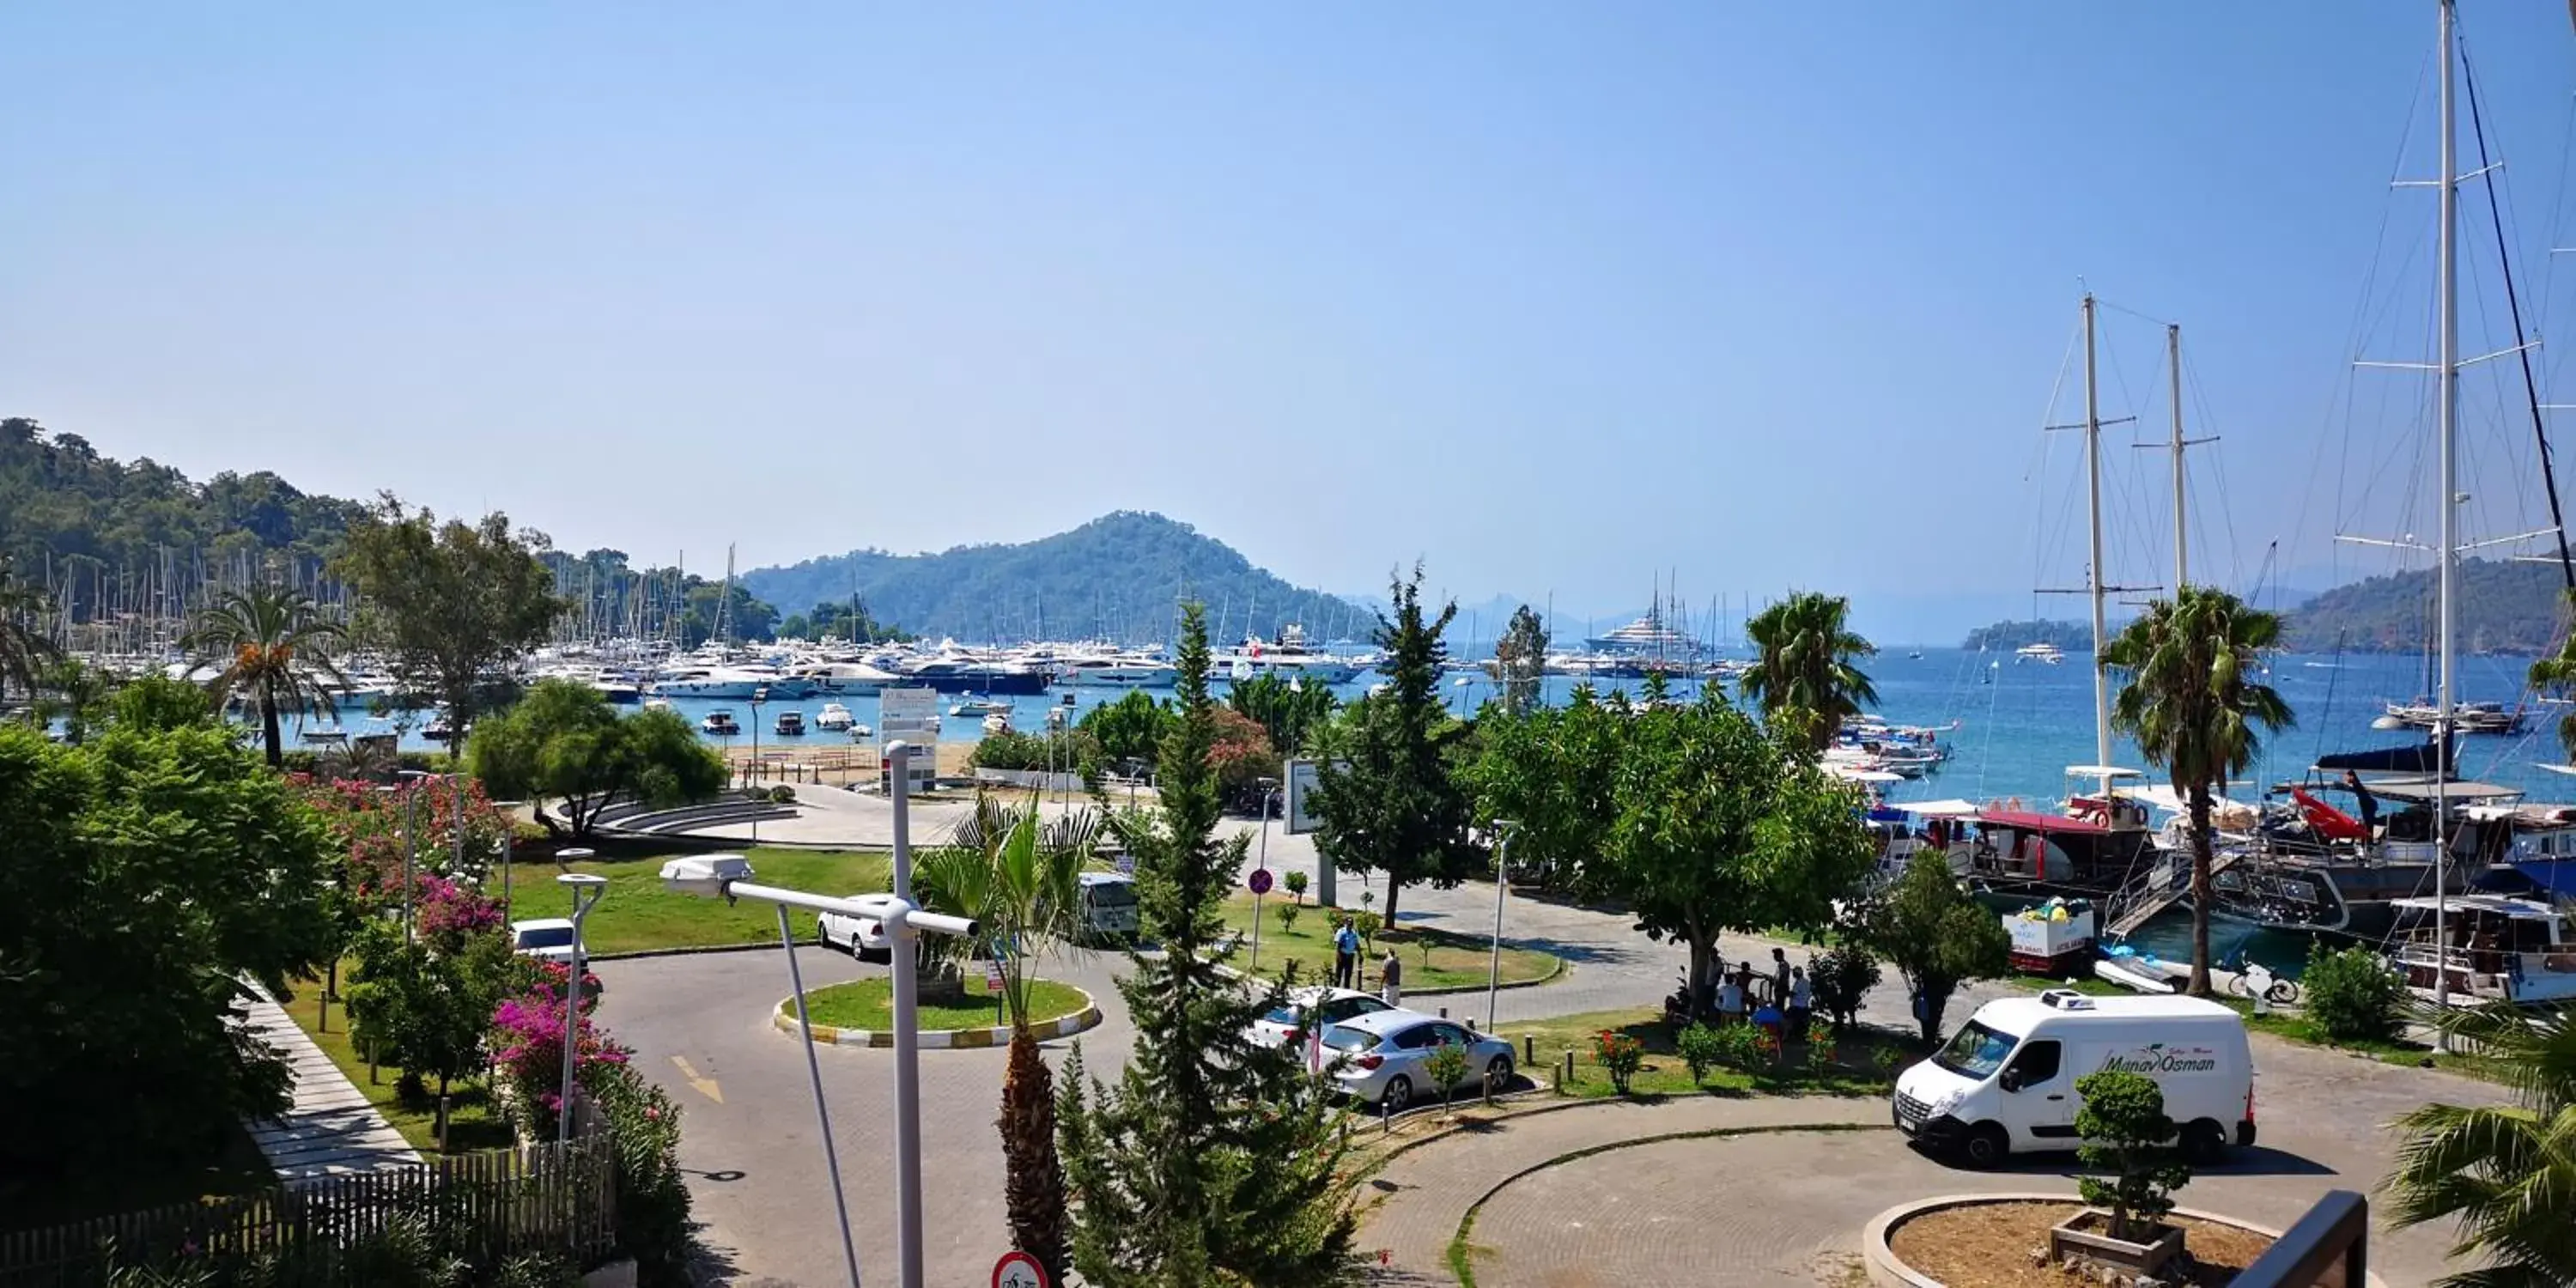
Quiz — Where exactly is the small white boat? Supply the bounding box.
[952,698,1014,718]
[774,710,806,736]
[981,712,1012,735]
[2095,945,2183,995]
[301,726,349,745]
[702,711,740,736]
[815,702,857,732]
[643,697,674,713]
[846,723,874,741]
[2015,642,2066,665]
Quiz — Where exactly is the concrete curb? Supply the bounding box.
[1859,1194,2383,1288]
[770,986,1103,1049]
[1206,946,1569,999]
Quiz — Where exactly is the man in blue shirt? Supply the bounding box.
[1334,920,1359,989]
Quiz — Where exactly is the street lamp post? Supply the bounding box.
[552,864,606,1145]
[1251,780,1279,971]
[750,686,769,846]
[656,742,978,1288]
[397,769,431,939]
[1486,820,1516,1033]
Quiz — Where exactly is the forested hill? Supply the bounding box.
[0,416,367,609]
[2278,557,2573,654]
[740,512,1368,644]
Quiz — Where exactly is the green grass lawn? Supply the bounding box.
[1218,896,1561,991]
[792,975,1091,1032]
[503,847,893,956]
[280,969,516,1155]
[1503,1008,1917,1100]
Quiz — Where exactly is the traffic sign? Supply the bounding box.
[993,1249,1048,1288]
[1247,868,1273,896]
[986,962,1007,993]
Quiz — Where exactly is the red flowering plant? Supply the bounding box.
[416,873,504,954]
[1591,1029,1646,1095]
[296,773,514,914]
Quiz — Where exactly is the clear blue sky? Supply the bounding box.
[8,3,2576,641]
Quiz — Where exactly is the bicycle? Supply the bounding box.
[2226,964,2301,1005]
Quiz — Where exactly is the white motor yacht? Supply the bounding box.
[815,702,858,732]
[1212,624,1361,685]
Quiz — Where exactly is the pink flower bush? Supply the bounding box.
[493,962,629,1124]
[416,873,503,948]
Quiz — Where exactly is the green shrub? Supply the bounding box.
[1805,1020,1838,1074]
[2074,1068,2192,1242]
[1809,945,1881,1031]
[1421,1041,1470,1109]
[1283,869,1309,904]
[1675,1022,1724,1084]
[1275,901,1300,935]
[2303,942,2406,1044]
[1352,909,1382,954]
[591,1065,693,1286]
[766,784,796,805]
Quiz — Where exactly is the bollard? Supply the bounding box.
[1382,1095,1393,1135]
[1523,1033,1534,1066]
[436,1093,451,1152]
[1467,1017,1477,1033]
[1438,1006,1449,1020]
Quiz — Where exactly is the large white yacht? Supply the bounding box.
[1212,624,1361,685]
[1056,653,1178,688]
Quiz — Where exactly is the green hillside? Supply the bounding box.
[2278,557,2573,655]
[739,511,1366,644]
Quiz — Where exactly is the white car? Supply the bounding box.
[817,898,890,963]
[509,918,579,965]
[1247,987,1396,1048]
[1321,1011,1516,1113]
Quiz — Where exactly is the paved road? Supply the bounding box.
[1364,1033,2506,1287]
[594,943,1139,1288]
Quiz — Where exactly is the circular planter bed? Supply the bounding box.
[773,977,1099,1049]
[1866,1195,2291,1288]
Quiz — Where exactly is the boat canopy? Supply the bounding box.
[2120,784,2257,817]
[2314,738,2452,776]
[1976,809,2111,836]
[2064,765,2145,780]
[2508,862,2576,899]
[1894,799,1981,818]
[2389,893,2561,920]
[2360,776,2523,805]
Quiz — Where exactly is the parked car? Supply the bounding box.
[1320,1011,1515,1113]
[817,897,891,963]
[1247,986,1395,1048]
[1075,872,1140,943]
[509,918,579,965]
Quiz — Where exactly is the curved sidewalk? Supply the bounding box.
[1359,1095,1887,1284]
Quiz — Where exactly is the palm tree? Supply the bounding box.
[916,795,1090,1284]
[2099,586,2292,996]
[2385,1001,2576,1285]
[0,558,61,713]
[181,583,352,768]
[1738,591,1879,750]
[2529,618,2576,760]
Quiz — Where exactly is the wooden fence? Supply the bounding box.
[0,1134,617,1286]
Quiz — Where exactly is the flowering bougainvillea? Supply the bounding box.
[416,873,504,951]
[493,961,628,1122]
[295,773,516,914]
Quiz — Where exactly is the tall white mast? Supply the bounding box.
[2434,0,2458,1015]
[2169,324,2189,588]
[2084,294,2114,774]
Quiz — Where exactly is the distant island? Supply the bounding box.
[738,511,1368,644]
[1960,618,2094,652]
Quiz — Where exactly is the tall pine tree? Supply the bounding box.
[1056,604,1366,1286]
[1309,566,1479,922]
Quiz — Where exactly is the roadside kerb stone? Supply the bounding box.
[1861,1194,2385,1288]
[769,987,1102,1049]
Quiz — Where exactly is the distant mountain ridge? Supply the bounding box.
[739,512,1368,644]
[2277,557,2572,655]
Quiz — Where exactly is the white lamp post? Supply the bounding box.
[658,742,977,1288]
[1486,820,1516,1033]
[552,865,606,1145]
[397,769,432,939]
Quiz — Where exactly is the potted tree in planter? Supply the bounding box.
[2050,1068,2193,1277]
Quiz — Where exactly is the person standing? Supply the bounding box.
[2345,769,2380,842]
[1379,946,1403,1009]
[1770,947,1791,1009]
[1786,965,1814,1037]
[1716,972,1747,1025]
[1334,919,1359,989]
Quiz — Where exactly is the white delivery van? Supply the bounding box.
[1892,989,2255,1168]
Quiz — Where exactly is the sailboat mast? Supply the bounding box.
[2169,324,2189,588]
[2435,0,2458,1014]
[2083,293,2113,773]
